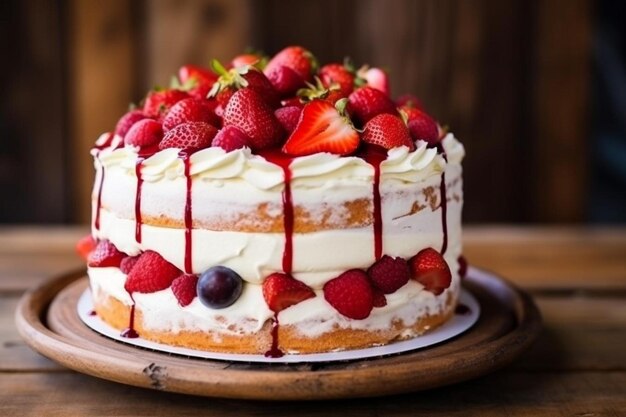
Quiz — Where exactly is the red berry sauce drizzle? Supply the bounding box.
[259,150,295,358]
[436,144,448,255]
[180,150,195,274]
[134,158,144,243]
[92,133,115,231]
[121,294,139,338]
[361,146,387,261]
[455,304,471,315]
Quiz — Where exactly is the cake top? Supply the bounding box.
[99,46,449,160]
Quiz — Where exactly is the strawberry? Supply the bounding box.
[262,273,315,313]
[120,255,140,274]
[209,61,280,108]
[358,67,389,95]
[143,89,189,118]
[222,88,284,150]
[87,240,125,268]
[158,121,217,150]
[76,235,97,261]
[347,86,397,125]
[409,248,452,295]
[281,97,305,108]
[274,106,302,135]
[367,255,410,294]
[124,250,181,293]
[282,99,359,156]
[323,269,374,320]
[265,46,316,82]
[395,94,423,109]
[400,107,439,144]
[372,288,387,308]
[362,113,414,150]
[265,65,305,97]
[171,273,199,307]
[115,110,149,139]
[231,53,265,69]
[212,126,251,151]
[124,119,164,147]
[162,98,220,132]
[178,64,218,100]
[319,63,355,96]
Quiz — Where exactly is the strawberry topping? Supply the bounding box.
[143,89,189,119]
[158,121,217,150]
[409,248,452,295]
[124,119,163,148]
[262,273,315,313]
[87,240,125,268]
[115,110,149,139]
[171,273,199,307]
[362,113,414,150]
[323,269,374,320]
[367,255,410,294]
[124,250,181,293]
[162,98,220,132]
[212,125,251,151]
[347,86,397,125]
[274,106,302,135]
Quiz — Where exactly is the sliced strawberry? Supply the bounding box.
[143,89,189,119]
[358,67,390,95]
[323,269,374,320]
[265,65,305,97]
[262,273,315,313]
[115,110,149,139]
[162,98,220,132]
[319,63,355,96]
[124,119,164,147]
[367,255,410,294]
[158,121,217,150]
[372,288,387,308]
[409,248,452,295]
[222,88,284,150]
[87,240,125,268]
[264,46,316,82]
[362,113,414,150]
[212,125,251,151]
[76,235,97,261]
[282,99,359,156]
[347,86,397,125]
[120,255,140,274]
[124,250,181,293]
[171,273,199,307]
[231,53,265,69]
[274,106,302,135]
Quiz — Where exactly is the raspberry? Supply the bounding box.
[120,255,140,274]
[372,288,387,308]
[323,269,373,320]
[367,255,410,294]
[124,250,181,293]
[171,274,199,307]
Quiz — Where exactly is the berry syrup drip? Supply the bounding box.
[88,310,97,317]
[455,304,471,315]
[121,293,139,338]
[94,157,105,231]
[134,158,144,243]
[361,146,387,261]
[180,150,195,274]
[437,144,449,255]
[265,313,284,358]
[258,150,295,358]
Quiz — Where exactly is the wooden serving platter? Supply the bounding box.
[15,268,541,400]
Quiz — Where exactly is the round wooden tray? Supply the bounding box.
[15,268,541,400]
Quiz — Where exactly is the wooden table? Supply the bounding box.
[1,226,625,416]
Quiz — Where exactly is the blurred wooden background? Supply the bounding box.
[1,0,592,224]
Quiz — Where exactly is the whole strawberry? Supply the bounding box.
[274,106,302,135]
[283,99,359,156]
[265,65,305,97]
[367,255,410,294]
[124,119,164,148]
[209,60,280,108]
[88,240,125,268]
[358,66,389,95]
[319,63,355,96]
[222,88,284,150]
[124,250,181,293]
[347,86,397,125]
[159,122,217,150]
[324,269,374,320]
[264,46,316,82]
[115,110,149,138]
[362,113,414,150]
[231,53,266,69]
[409,248,452,295]
[178,64,218,100]
[162,98,220,132]
[143,89,189,119]
[212,126,251,151]
[401,107,439,144]
[395,94,423,109]
[262,273,315,312]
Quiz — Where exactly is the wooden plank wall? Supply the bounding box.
[1,0,592,224]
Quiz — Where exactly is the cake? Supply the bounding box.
[76,46,466,356]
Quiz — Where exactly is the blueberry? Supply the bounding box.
[197,266,243,309]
